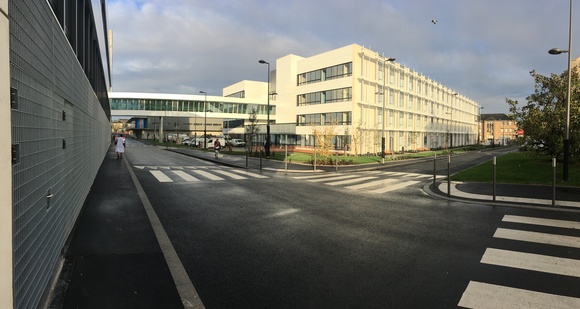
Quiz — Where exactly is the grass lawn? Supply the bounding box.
[450,152,580,187]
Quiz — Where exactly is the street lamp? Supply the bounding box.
[259,60,271,157]
[478,106,484,146]
[200,91,207,149]
[378,57,396,164]
[548,0,573,181]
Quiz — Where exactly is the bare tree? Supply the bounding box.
[245,107,260,156]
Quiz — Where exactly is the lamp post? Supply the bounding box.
[200,91,207,149]
[378,57,396,164]
[548,0,573,181]
[478,106,484,146]
[259,60,271,157]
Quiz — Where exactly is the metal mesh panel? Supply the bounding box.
[10,1,110,308]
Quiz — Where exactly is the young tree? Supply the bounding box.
[507,69,579,160]
[311,124,336,159]
[245,107,260,156]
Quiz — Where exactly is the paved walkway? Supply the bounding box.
[47,144,580,308]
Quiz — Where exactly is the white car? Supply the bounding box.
[229,139,246,147]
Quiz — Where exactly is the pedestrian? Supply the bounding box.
[214,138,221,158]
[115,134,126,159]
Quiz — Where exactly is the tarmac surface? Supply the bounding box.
[47,143,580,308]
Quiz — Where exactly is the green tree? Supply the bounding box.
[507,69,579,160]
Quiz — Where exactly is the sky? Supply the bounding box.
[107,0,580,114]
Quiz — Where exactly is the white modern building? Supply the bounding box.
[264,44,481,154]
[113,44,480,155]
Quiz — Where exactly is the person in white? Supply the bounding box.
[115,134,126,159]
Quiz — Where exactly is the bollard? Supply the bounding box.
[260,150,263,170]
[285,145,288,172]
[336,152,339,172]
[447,154,451,197]
[493,157,496,201]
[552,157,556,206]
[313,146,317,172]
[246,149,248,168]
[433,153,437,185]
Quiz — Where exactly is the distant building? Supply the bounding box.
[229,44,481,153]
[480,114,519,146]
[2,1,111,308]
[113,44,482,154]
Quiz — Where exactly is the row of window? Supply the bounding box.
[226,90,245,98]
[297,88,352,106]
[111,98,274,115]
[376,63,465,105]
[297,112,352,126]
[297,62,352,86]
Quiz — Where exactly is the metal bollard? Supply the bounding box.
[447,154,451,197]
[552,157,556,206]
[493,157,496,201]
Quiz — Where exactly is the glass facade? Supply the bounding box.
[297,87,352,106]
[297,62,352,85]
[111,98,274,116]
[297,112,351,126]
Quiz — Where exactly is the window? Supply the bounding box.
[399,72,405,87]
[298,62,352,85]
[297,88,351,106]
[297,112,351,126]
[399,112,404,128]
[399,93,405,108]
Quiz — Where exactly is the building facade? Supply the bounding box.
[240,44,481,154]
[3,1,111,308]
[111,44,481,155]
[109,91,272,143]
[481,113,520,146]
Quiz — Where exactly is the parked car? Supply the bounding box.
[206,137,227,149]
[229,139,246,147]
[181,139,194,146]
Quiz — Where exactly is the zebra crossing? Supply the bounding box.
[291,171,432,194]
[458,215,580,308]
[135,165,269,183]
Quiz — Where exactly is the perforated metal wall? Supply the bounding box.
[10,1,110,308]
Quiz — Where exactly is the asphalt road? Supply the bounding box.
[126,142,580,308]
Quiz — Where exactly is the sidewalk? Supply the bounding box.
[48,145,185,308]
[429,181,580,209]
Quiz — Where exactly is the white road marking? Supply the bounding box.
[191,170,224,181]
[306,175,360,183]
[503,215,580,230]
[481,248,580,277]
[458,281,580,309]
[227,169,269,179]
[292,174,346,180]
[326,176,378,186]
[369,180,421,194]
[150,170,173,183]
[172,170,199,182]
[124,159,205,308]
[494,228,580,249]
[345,179,397,190]
[213,170,247,180]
